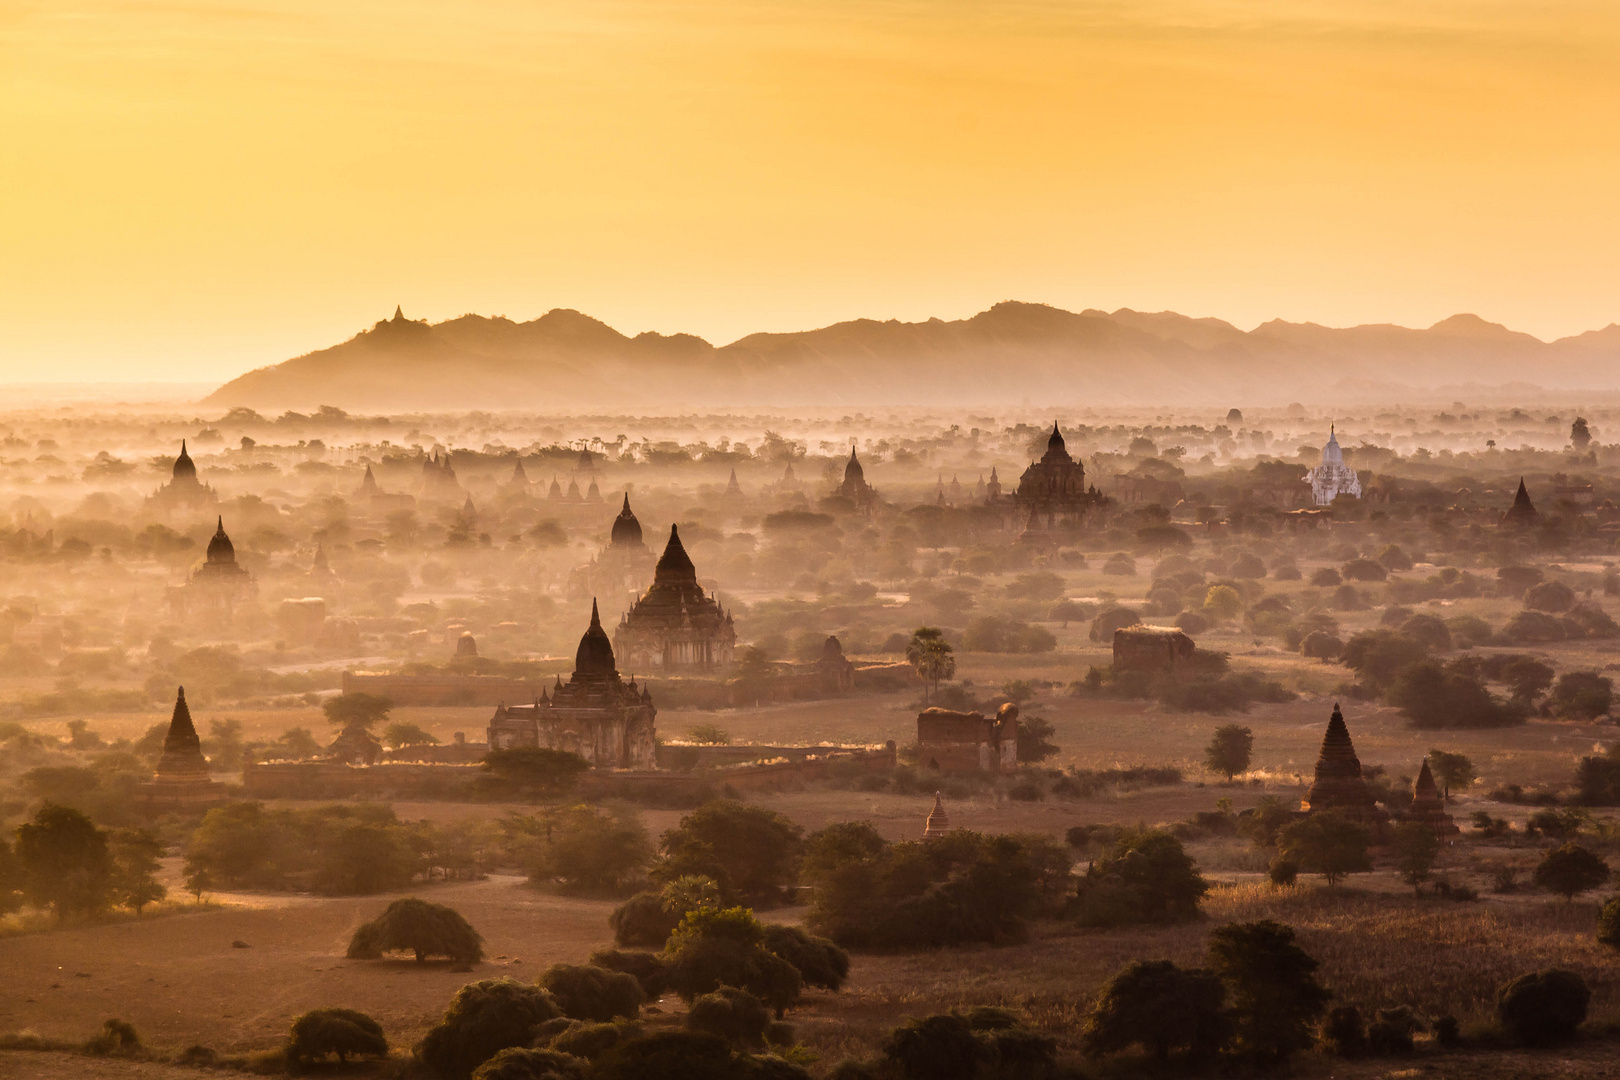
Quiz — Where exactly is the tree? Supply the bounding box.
[1426,749,1475,801]
[663,906,803,1018]
[1082,960,1229,1061]
[1341,630,1429,692]
[1202,585,1242,622]
[1071,829,1208,926]
[15,803,112,920]
[685,985,771,1045]
[655,802,803,905]
[1389,658,1525,729]
[321,692,393,730]
[417,978,564,1080]
[1549,671,1613,720]
[1391,822,1440,892]
[383,721,440,748]
[1203,724,1253,781]
[881,1014,981,1080]
[518,803,651,895]
[1533,842,1610,900]
[472,1047,586,1080]
[539,963,644,1022]
[1571,416,1594,450]
[593,1032,746,1080]
[1277,812,1371,887]
[1015,716,1059,763]
[1497,969,1590,1046]
[800,821,886,886]
[1596,896,1620,950]
[109,828,167,913]
[346,897,484,964]
[482,747,590,796]
[1207,919,1329,1064]
[761,924,849,991]
[905,627,955,705]
[286,1008,388,1068]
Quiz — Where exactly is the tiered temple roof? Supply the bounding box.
[1012,423,1103,529]
[1503,478,1539,527]
[924,792,950,838]
[143,686,224,807]
[1406,757,1459,835]
[1301,703,1386,822]
[613,525,736,671]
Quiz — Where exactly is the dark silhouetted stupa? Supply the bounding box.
[1301,703,1385,823]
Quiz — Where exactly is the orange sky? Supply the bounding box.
[2,1,1618,382]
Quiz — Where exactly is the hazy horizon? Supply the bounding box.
[5,1,1620,381]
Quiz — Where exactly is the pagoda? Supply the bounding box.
[835,446,879,512]
[1304,426,1363,506]
[487,600,657,768]
[568,493,656,603]
[1300,703,1386,823]
[141,687,224,808]
[1405,758,1459,835]
[146,440,218,513]
[923,792,950,838]
[613,524,736,671]
[167,517,257,623]
[1502,478,1539,528]
[1011,423,1105,530]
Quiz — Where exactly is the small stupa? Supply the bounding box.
[1502,478,1539,528]
[142,686,224,807]
[1301,703,1386,823]
[1405,758,1459,835]
[923,792,951,839]
[456,632,479,658]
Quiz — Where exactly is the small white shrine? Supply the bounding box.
[1305,426,1362,506]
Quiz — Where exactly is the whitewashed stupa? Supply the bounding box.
[1304,426,1362,506]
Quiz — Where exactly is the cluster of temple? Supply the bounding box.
[612,517,736,671]
[487,601,657,769]
[1300,703,1457,836]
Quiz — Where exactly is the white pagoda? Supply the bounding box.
[1305,426,1362,506]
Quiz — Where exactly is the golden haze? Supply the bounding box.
[2,1,1618,380]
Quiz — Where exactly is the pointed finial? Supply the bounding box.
[622,492,631,512]
[590,598,601,628]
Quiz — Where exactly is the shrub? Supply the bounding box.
[609,891,681,948]
[1203,724,1252,780]
[1389,658,1525,729]
[1496,969,1590,1047]
[1598,896,1620,949]
[882,1014,981,1080]
[1500,609,1566,644]
[1089,606,1141,642]
[1533,842,1610,899]
[520,804,651,895]
[1300,630,1343,660]
[347,897,484,964]
[655,802,804,906]
[84,1018,141,1056]
[546,1021,634,1061]
[1525,580,1576,612]
[470,1047,585,1080]
[1549,671,1613,720]
[1342,558,1388,582]
[1208,920,1329,1064]
[1174,610,1209,635]
[15,802,113,919]
[1267,859,1298,887]
[664,906,803,1017]
[592,1031,746,1080]
[286,1009,387,1069]
[1434,1014,1461,1048]
[1340,630,1429,692]
[1102,552,1137,576]
[417,979,563,1080]
[1399,614,1452,652]
[1082,959,1228,1060]
[587,950,668,999]
[481,747,590,796]
[761,924,849,991]
[1366,1007,1419,1055]
[685,986,771,1045]
[1310,567,1342,588]
[1321,1005,1366,1057]
[1070,829,1207,926]
[540,964,644,1022]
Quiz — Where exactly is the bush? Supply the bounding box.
[347,897,484,964]
[1366,1007,1419,1055]
[546,1021,634,1061]
[588,950,668,999]
[1389,658,1526,729]
[1267,859,1297,887]
[685,986,771,1045]
[655,802,804,906]
[1340,630,1429,693]
[1311,567,1342,587]
[84,1018,141,1056]
[1549,671,1613,720]
[286,1009,387,1069]
[1399,614,1452,652]
[1208,920,1329,1064]
[417,979,564,1080]
[664,906,803,1017]
[1496,969,1590,1047]
[609,891,682,948]
[186,802,420,896]
[481,747,590,796]
[471,1047,585,1080]
[1598,896,1620,949]
[882,1014,981,1080]
[1069,829,1207,926]
[592,1031,746,1080]
[521,804,651,895]
[761,924,849,991]
[1174,610,1209,635]
[1300,630,1343,660]
[1082,959,1228,1060]
[1525,580,1576,612]
[1342,558,1388,582]
[540,964,644,1022]
[1533,842,1610,900]
[1321,1005,1366,1057]
[1089,606,1141,642]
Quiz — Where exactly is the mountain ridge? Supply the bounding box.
[205,301,1620,411]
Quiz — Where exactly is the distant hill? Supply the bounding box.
[205,302,1620,411]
